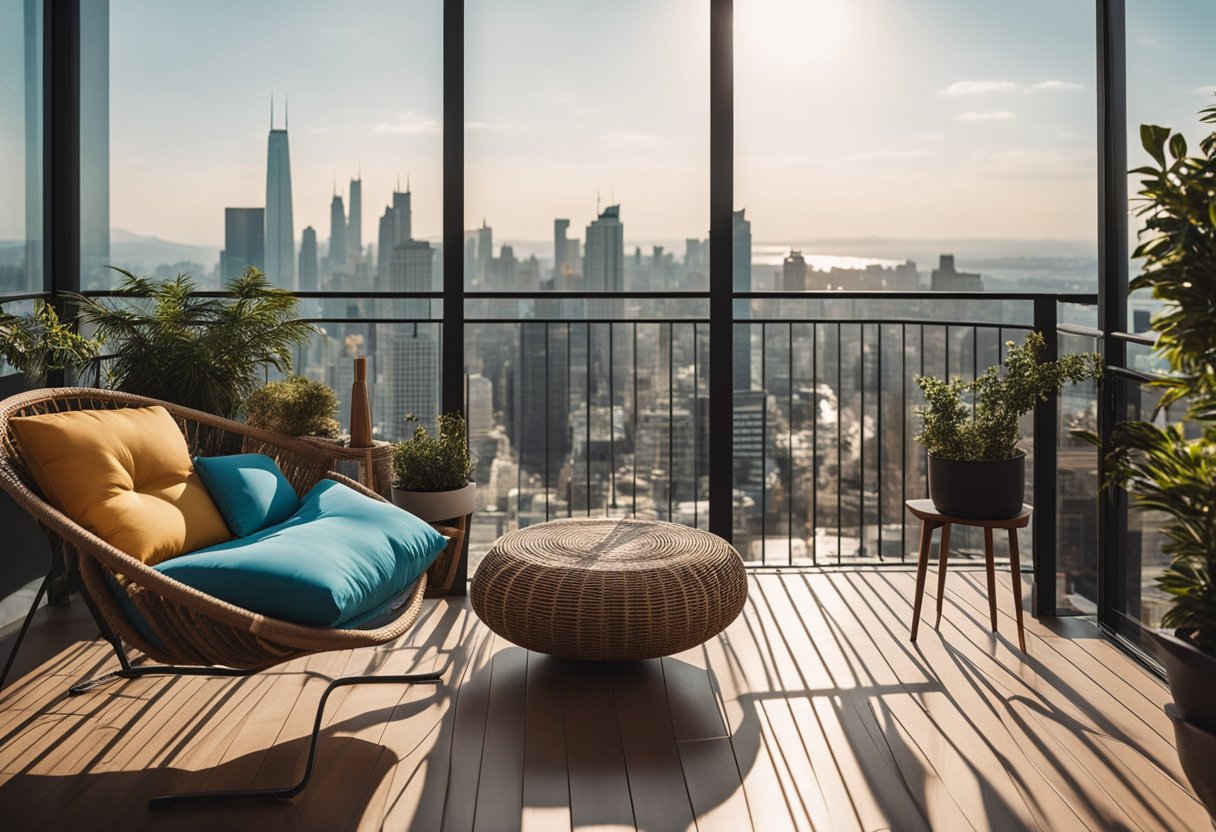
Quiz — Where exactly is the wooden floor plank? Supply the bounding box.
[0,574,1206,831]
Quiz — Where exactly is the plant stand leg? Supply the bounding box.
[910,520,935,642]
[148,671,444,809]
[0,566,53,695]
[1007,528,1027,652]
[934,522,952,629]
[984,527,998,631]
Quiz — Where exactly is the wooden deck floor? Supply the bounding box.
[0,569,1205,831]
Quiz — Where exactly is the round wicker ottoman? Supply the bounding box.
[470,518,748,661]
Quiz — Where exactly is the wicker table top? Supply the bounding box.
[470,517,748,661]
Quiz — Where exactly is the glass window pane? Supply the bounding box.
[0,0,43,297]
[1126,0,1216,334]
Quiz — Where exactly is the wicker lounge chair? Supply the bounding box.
[0,387,462,808]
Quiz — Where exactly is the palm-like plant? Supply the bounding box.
[0,300,98,386]
[1104,101,1216,654]
[72,267,314,419]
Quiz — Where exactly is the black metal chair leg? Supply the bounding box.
[148,671,444,809]
[0,567,54,694]
[67,663,259,696]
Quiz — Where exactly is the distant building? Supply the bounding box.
[554,219,570,279]
[733,209,752,390]
[220,207,264,281]
[265,102,295,289]
[476,221,493,286]
[931,254,983,291]
[347,177,362,258]
[389,240,434,319]
[380,327,438,440]
[299,226,318,292]
[329,193,347,270]
[783,250,808,292]
[376,187,413,289]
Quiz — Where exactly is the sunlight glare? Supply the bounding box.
[737,0,852,71]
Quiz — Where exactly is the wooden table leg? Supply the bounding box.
[934,522,951,629]
[1007,528,1027,652]
[910,520,934,642]
[984,527,998,631]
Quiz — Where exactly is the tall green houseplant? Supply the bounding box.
[0,300,98,386]
[1105,103,1216,656]
[73,267,314,418]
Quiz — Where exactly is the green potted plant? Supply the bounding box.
[916,331,1100,519]
[243,375,342,440]
[72,267,313,419]
[1100,105,1216,819]
[391,412,476,523]
[0,300,98,386]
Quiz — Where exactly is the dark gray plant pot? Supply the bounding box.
[927,451,1025,520]
[1165,704,1216,824]
[1155,630,1216,733]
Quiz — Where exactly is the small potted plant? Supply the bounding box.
[243,375,342,440]
[392,412,476,523]
[0,300,98,386]
[916,331,1100,519]
[1100,107,1216,820]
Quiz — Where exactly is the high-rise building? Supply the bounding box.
[347,177,362,258]
[554,219,570,279]
[389,240,435,319]
[376,187,413,289]
[299,226,318,292]
[733,209,752,390]
[476,221,493,286]
[931,254,983,291]
[79,0,109,290]
[219,207,264,281]
[585,204,624,326]
[328,193,348,274]
[516,317,570,483]
[380,327,439,440]
[265,99,295,289]
[783,250,808,292]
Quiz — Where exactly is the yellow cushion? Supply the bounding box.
[11,405,231,565]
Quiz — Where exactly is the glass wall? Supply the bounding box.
[0,0,43,301]
[463,0,710,572]
[105,0,443,440]
[1126,0,1216,335]
[733,0,1096,564]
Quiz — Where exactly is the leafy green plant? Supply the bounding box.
[1102,102,1216,653]
[392,413,475,492]
[916,331,1100,462]
[244,376,341,438]
[72,267,313,418]
[0,300,98,386]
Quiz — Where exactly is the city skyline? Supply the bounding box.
[85,0,1216,252]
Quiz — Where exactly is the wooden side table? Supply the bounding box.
[905,499,1032,652]
[300,437,395,500]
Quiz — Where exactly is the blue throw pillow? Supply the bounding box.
[157,479,448,627]
[194,453,300,537]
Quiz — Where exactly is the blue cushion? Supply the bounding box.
[194,453,300,537]
[157,480,447,627]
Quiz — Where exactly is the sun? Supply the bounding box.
[736,0,853,71]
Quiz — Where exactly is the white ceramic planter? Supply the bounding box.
[391,482,476,522]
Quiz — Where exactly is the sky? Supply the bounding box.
[3,0,1215,252]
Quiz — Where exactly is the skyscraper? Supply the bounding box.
[220,207,264,281]
[328,193,347,274]
[347,177,362,259]
[733,209,752,390]
[265,99,295,290]
[783,250,808,292]
[584,204,624,323]
[389,240,435,316]
[299,226,318,292]
[554,218,569,279]
[376,187,413,289]
[476,221,493,286]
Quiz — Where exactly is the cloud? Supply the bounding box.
[969,149,1095,178]
[1194,85,1216,96]
[939,80,1019,97]
[939,79,1084,96]
[601,131,664,148]
[957,111,1016,122]
[846,150,934,162]
[375,110,441,135]
[1031,80,1084,91]
[465,120,523,132]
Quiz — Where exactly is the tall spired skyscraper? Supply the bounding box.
[347,177,362,258]
[265,97,295,289]
[329,192,348,273]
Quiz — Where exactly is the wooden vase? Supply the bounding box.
[349,356,373,448]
